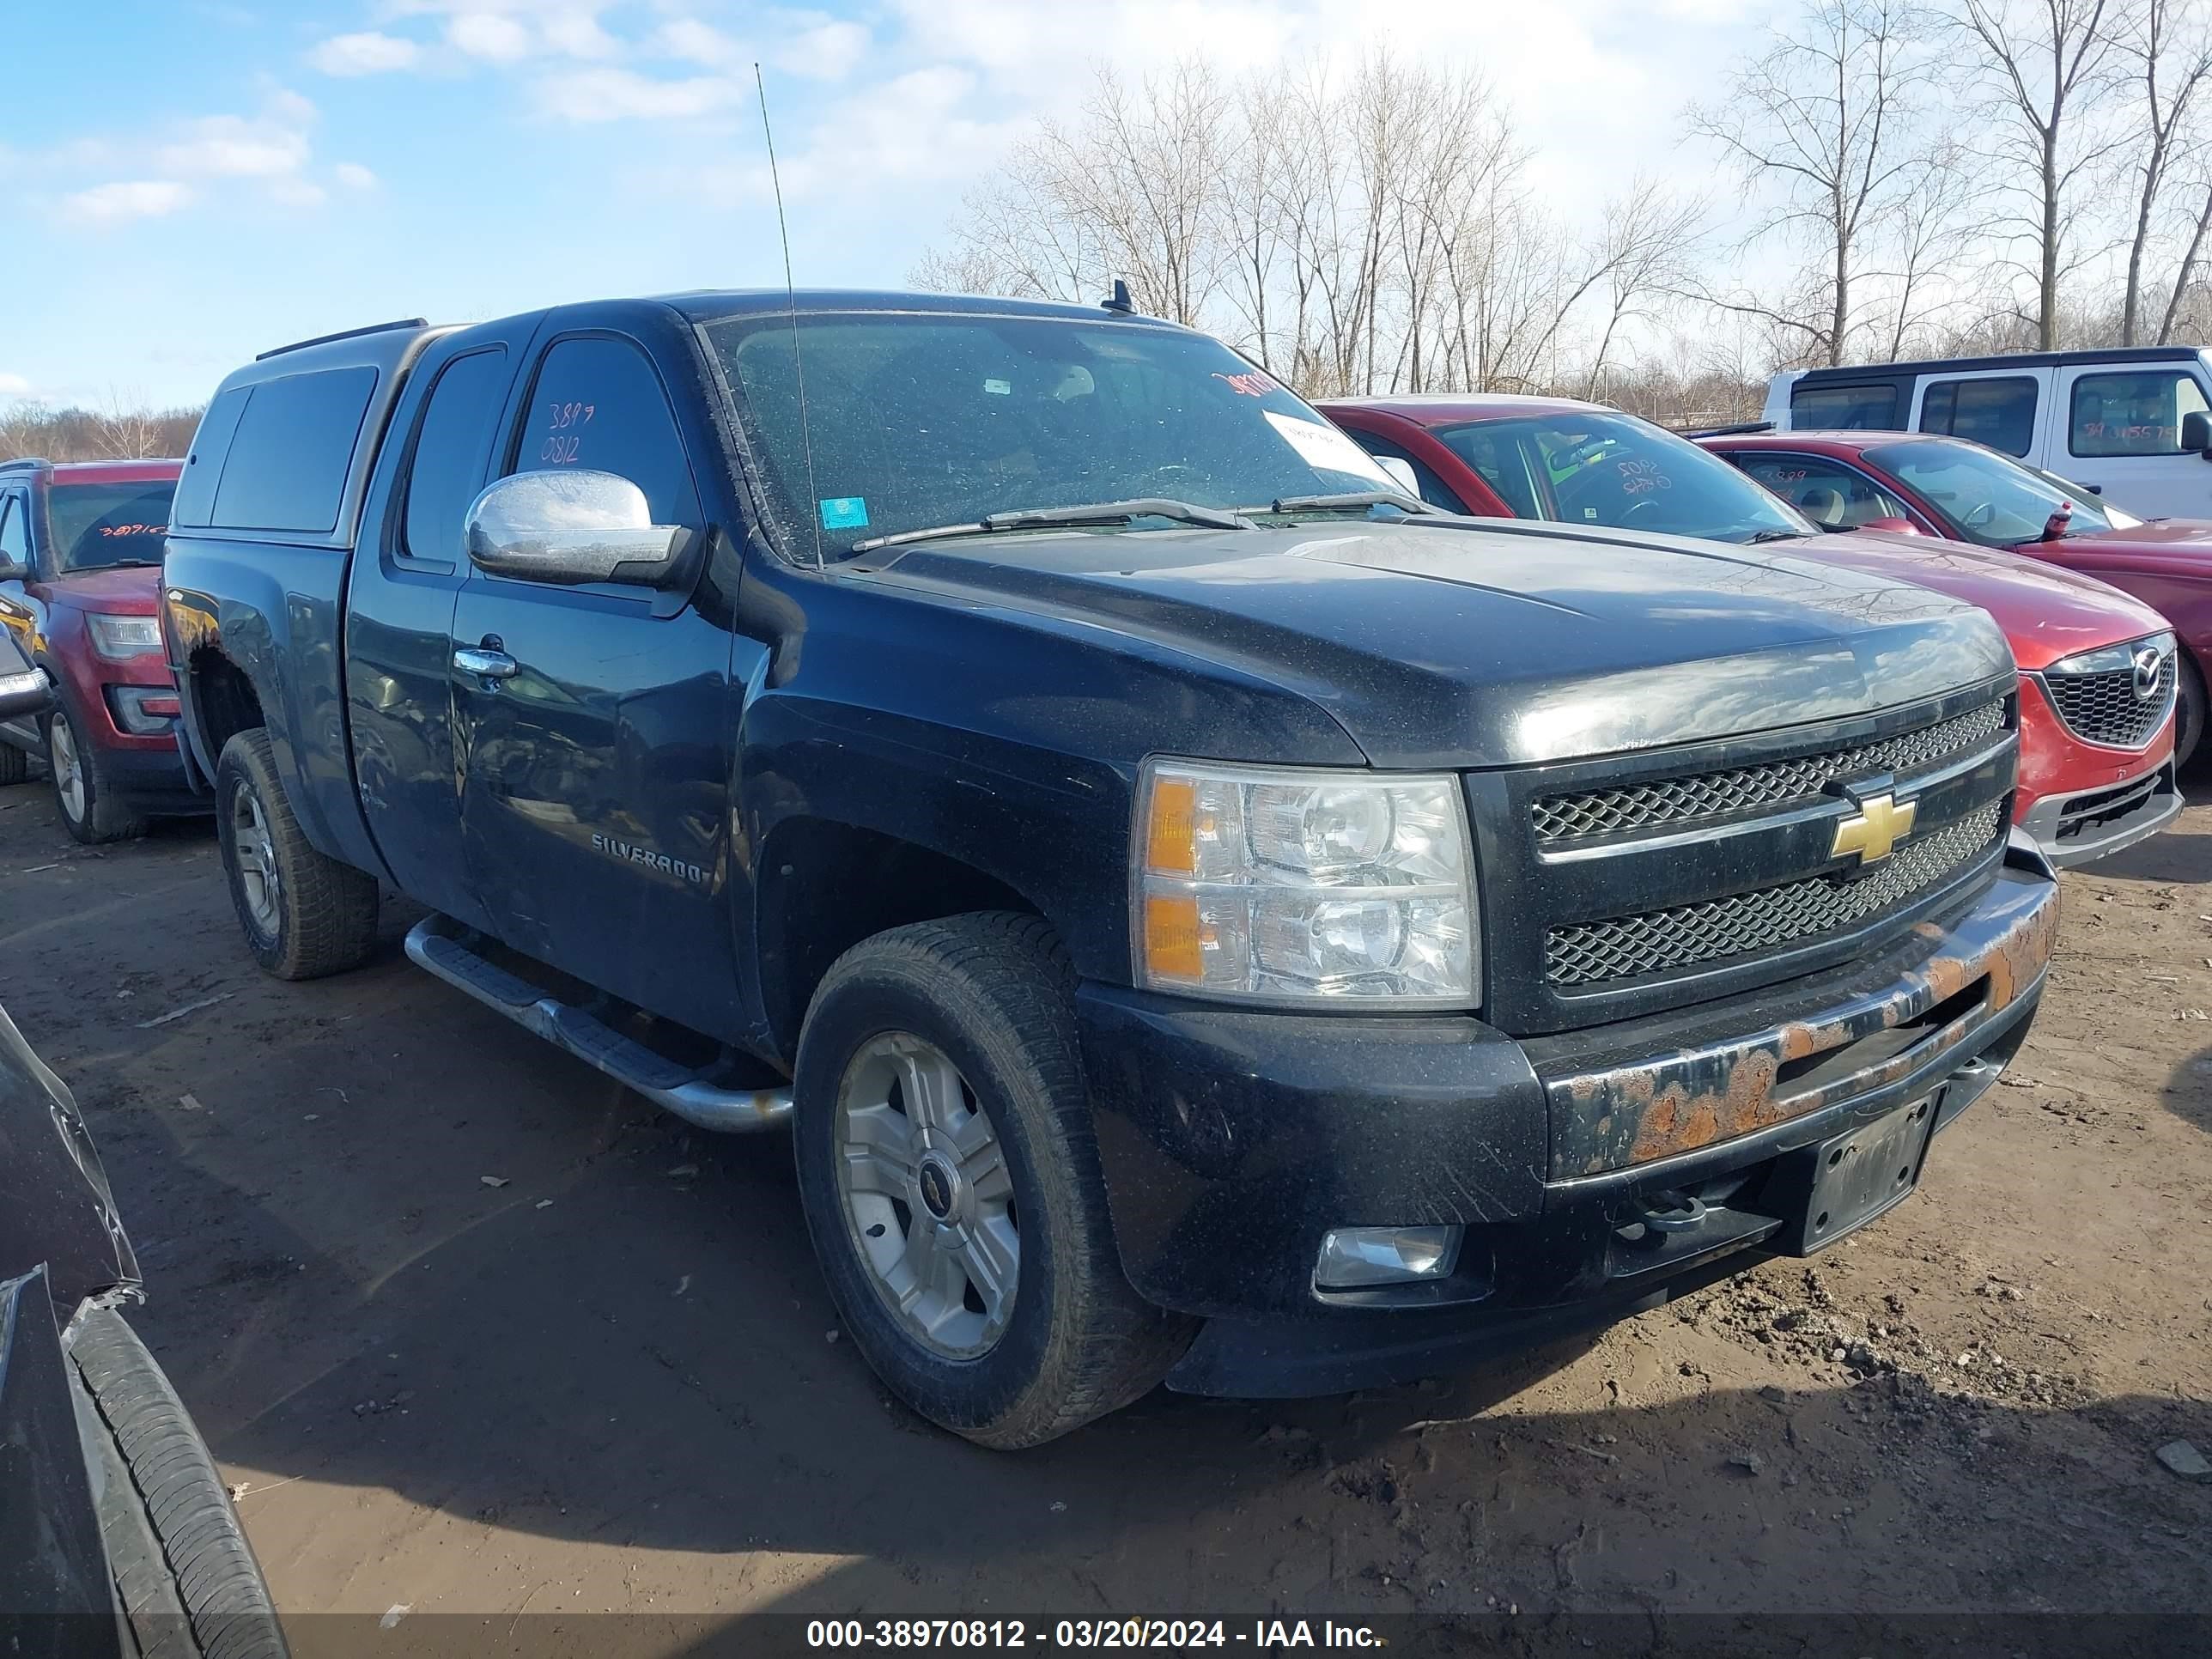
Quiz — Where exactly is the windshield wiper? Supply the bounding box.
[850,498,1254,555]
[1742,528,1805,544]
[1251,490,1438,517]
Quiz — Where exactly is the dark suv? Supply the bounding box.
[0,458,197,841]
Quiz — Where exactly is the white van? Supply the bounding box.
[1763,347,2212,520]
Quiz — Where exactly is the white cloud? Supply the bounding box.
[652,16,740,67]
[541,10,620,58]
[0,373,33,398]
[535,66,738,121]
[268,177,330,209]
[309,31,422,75]
[449,11,534,61]
[778,19,869,81]
[334,161,379,190]
[157,113,312,179]
[62,179,197,225]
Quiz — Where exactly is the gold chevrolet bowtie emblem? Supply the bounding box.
[1830,793,1917,866]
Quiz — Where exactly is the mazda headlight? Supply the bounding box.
[87,614,163,661]
[1133,759,1477,1006]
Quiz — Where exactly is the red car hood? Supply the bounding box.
[2045,517,2212,568]
[1794,530,2169,672]
[37,564,162,615]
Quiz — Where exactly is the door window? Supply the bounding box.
[0,495,26,566]
[1344,432,1471,512]
[1917,376,2038,456]
[1790,382,1899,428]
[1731,453,1911,531]
[2069,369,2212,458]
[403,348,510,563]
[510,337,700,527]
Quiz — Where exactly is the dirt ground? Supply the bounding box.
[3,774,2208,1643]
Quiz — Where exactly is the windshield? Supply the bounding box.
[1430,410,1813,544]
[1863,439,2132,545]
[46,479,176,574]
[704,312,1395,557]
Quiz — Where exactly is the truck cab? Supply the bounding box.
[167,292,2058,1447]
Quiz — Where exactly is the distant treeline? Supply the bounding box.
[0,402,205,465]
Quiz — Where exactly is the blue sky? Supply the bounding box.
[0,0,1765,410]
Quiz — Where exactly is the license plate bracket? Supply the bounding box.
[1772,1092,1940,1255]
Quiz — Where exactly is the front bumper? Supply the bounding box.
[2018,757,2181,867]
[1079,841,2057,1398]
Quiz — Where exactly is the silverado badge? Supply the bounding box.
[1830,791,1917,866]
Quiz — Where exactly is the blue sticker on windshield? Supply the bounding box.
[819,496,869,530]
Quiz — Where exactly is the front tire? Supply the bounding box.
[2177,652,2206,769]
[216,728,379,980]
[46,702,147,844]
[0,739,26,786]
[793,913,1194,1449]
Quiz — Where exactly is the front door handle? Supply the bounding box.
[453,647,518,680]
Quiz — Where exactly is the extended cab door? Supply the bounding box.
[2048,359,2212,520]
[344,325,533,931]
[449,327,742,1038]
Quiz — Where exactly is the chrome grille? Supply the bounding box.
[2041,654,2174,750]
[1531,701,2008,842]
[1545,802,2006,988]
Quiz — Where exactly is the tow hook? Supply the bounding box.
[1615,1189,1709,1249]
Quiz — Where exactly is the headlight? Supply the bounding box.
[87,614,163,661]
[1133,758,1478,1006]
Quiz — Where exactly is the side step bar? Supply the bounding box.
[403,915,792,1133]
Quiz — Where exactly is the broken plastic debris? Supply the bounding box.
[137,991,234,1030]
[177,1092,205,1112]
[668,1164,700,1178]
[480,1176,510,1188]
[380,1606,410,1630]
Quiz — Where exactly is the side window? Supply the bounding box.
[170,384,252,529]
[1790,382,1899,429]
[1917,376,2038,457]
[1344,432,1471,513]
[1439,425,1545,517]
[2069,370,2211,458]
[210,367,380,533]
[0,495,26,565]
[1735,454,1910,531]
[403,349,510,563]
[509,337,700,527]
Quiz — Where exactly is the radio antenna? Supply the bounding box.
[756,63,824,572]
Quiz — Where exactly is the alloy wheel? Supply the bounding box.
[833,1031,1020,1359]
[49,713,85,823]
[230,783,282,933]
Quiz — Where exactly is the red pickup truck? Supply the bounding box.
[0,457,197,842]
[1322,395,2182,868]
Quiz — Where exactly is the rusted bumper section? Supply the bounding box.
[1533,854,2057,1188]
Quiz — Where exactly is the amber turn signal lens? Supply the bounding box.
[1143,893,1205,981]
[1146,775,1198,873]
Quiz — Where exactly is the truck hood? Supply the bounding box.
[1795,529,2170,672]
[36,564,161,615]
[865,520,2013,768]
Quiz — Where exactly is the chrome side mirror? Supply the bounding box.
[464,470,694,588]
[1371,455,1420,498]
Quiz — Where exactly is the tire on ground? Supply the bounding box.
[215,728,379,980]
[46,700,149,845]
[0,738,26,786]
[793,911,1195,1449]
[69,1308,289,1659]
[2177,652,2206,770]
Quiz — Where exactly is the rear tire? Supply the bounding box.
[0,739,26,786]
[216,729,379,980]
[2177,653,2206,770]
[793,912,1194,1449]
[68,1308,288,1659]
[46,702,148,844]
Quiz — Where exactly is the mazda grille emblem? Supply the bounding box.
[2133,647,2166,701]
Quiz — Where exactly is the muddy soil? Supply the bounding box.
[3,780,2206,1637]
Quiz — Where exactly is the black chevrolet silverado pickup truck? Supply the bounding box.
[161,291,2058,1447]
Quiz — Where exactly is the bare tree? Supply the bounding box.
[2160,172,2212,338]
[1953,0,2127,349]
[2117,0,2212,341]
[1686,0,1929,365]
